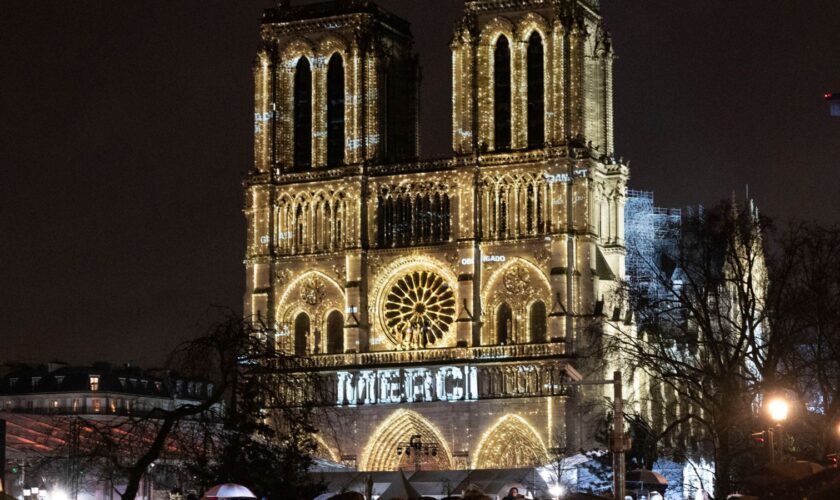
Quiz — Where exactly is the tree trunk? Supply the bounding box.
[714,428,732,500]
[121,417,175,499]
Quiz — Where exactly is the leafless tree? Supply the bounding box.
[602,200,788,498]
[64,310,324,499]
[770,222,840,460]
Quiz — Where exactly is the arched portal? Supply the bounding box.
[312,434,340,463]
[494,35,512,151]
[294,312,310,356]
[359,410,453,471]
[473,414,548,469]
[326,310,344,354]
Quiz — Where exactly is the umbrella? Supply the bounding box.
[327,493,365,500]
[626,469,668,497]
[744,460,825,486]
[562,494,611,500]
[626,469,668,487]
[764,460,824,480]
[202,484,257,499]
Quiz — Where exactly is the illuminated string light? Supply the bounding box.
[246,0,627,472]
[472,414,549,469]
[359,409,454,471]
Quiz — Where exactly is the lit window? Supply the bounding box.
[93,399,101,412]
[52,400,59,408]
[89,375,100,391]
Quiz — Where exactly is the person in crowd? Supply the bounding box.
[503,487,523,500]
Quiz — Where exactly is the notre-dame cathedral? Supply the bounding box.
[244,0,628,472]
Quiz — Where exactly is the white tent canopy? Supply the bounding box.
[202,483,257,499]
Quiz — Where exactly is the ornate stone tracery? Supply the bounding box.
[372,256,460,349]
[245,0,628,473]
[300,276,327,306]
[473,414,548,469]
[383,270,456,349]
[359,409,454,471]
[482,258,551,345]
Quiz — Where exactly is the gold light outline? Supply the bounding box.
[472,413,549,469]
[359,409,454,471]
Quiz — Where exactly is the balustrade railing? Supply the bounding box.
[297,341,565,369]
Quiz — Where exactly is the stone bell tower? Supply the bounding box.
[245,0,421,354]
[451,0,614,156]
[241,0,631,473]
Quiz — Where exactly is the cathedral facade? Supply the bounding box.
[244,0,628,471]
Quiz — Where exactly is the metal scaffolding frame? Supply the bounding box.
[624,190,681,299]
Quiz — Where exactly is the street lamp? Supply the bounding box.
[765,397,790,464]
[548,483,565,499]
[767,398,789,423]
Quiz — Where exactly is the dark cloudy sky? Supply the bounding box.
[2,1,838,366]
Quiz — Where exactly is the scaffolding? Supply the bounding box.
[625,190,682,299]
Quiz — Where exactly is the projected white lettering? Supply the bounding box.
[335,365,478,406]
[460,255,506,266]
[544,169,588,184]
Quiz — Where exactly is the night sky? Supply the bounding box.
[2,1,838,366]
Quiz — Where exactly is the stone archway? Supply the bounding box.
[472,414,548,469]
[359,409,453,471]
[371,256,459,349]
[312,434,340,463]
[276,270,345,354]
[482,258,551,345]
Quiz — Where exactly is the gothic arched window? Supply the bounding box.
[494,36,512,151]
[529,300,547,343]
[527,32,545,148]
[326,310,344,354]
[327,54,345,167]
[432,193,442,242]
[498,188,508,238]
[294,312,310,356]
[295,204,305,250]
[496,302,513,345]
[442,194,451,240]
[294,57,312,169]
[526,184,535,234]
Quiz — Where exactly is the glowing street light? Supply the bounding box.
[767,398,789,423]
[48,488,69,500]
[548,483,565,498]
[763,397,790,464]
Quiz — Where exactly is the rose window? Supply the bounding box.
[383,270,456,347]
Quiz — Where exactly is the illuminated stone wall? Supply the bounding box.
[243,0,629,471]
